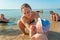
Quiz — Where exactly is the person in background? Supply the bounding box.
[50,11,60,22]
[0,14,9,23]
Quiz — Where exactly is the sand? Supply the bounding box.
[0,21,60,40]
[48,21,60,40]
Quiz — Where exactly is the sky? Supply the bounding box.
[0,0,60,9]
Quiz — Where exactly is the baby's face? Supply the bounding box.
[37,12,40,17]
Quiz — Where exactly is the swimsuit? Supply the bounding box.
[38,18,50,32]
[29,20,35,24]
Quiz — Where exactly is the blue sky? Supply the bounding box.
[0,0,60,9]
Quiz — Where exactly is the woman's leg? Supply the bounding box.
[17,20,26,35]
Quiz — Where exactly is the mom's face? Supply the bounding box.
[22,7,32,18]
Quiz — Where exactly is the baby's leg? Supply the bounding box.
[31,33,48,40]
[44,31,48,36]
[17,20,26,35]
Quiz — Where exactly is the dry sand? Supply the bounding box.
[0,21,60,40]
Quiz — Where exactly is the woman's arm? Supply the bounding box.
[21,16,30,31]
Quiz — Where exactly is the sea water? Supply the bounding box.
[0,9,60,26]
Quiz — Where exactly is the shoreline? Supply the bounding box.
[0,21,60,40]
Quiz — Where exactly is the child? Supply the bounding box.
[30,18,49,40]
[30,13,50,40]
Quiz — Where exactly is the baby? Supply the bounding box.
[30,12,50,40]
[31,18,49,40]
[0,14,9,23]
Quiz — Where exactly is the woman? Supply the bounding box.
[0,14,9,23]
[17,3,38,35]
[17,3,49,40]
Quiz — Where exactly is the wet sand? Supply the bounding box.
[48,21,60,40]
[0,21,60,40]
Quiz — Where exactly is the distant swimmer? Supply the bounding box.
[50,11,60,22]
[0,14,9,23]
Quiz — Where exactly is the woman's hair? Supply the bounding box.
[21,3,32,10]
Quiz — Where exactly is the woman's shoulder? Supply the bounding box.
[21,15,27,21]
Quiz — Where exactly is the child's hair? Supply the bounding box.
[50,11,54,14]
[36,11,40,17]
[21,3,32,10]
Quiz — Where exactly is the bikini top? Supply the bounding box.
[0,21,8,23]
[29,19,35,24]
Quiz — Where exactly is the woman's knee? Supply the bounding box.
[17,20,25,28]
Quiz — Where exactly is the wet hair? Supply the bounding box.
[21,3,32,11]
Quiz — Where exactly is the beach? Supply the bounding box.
[0,21,60,40]
[0,25,30,40]
[48,21,60,40]
[0,9,60,40]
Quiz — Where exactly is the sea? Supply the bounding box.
[0,9,60,28]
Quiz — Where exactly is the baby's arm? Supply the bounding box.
[29,25,36,37]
